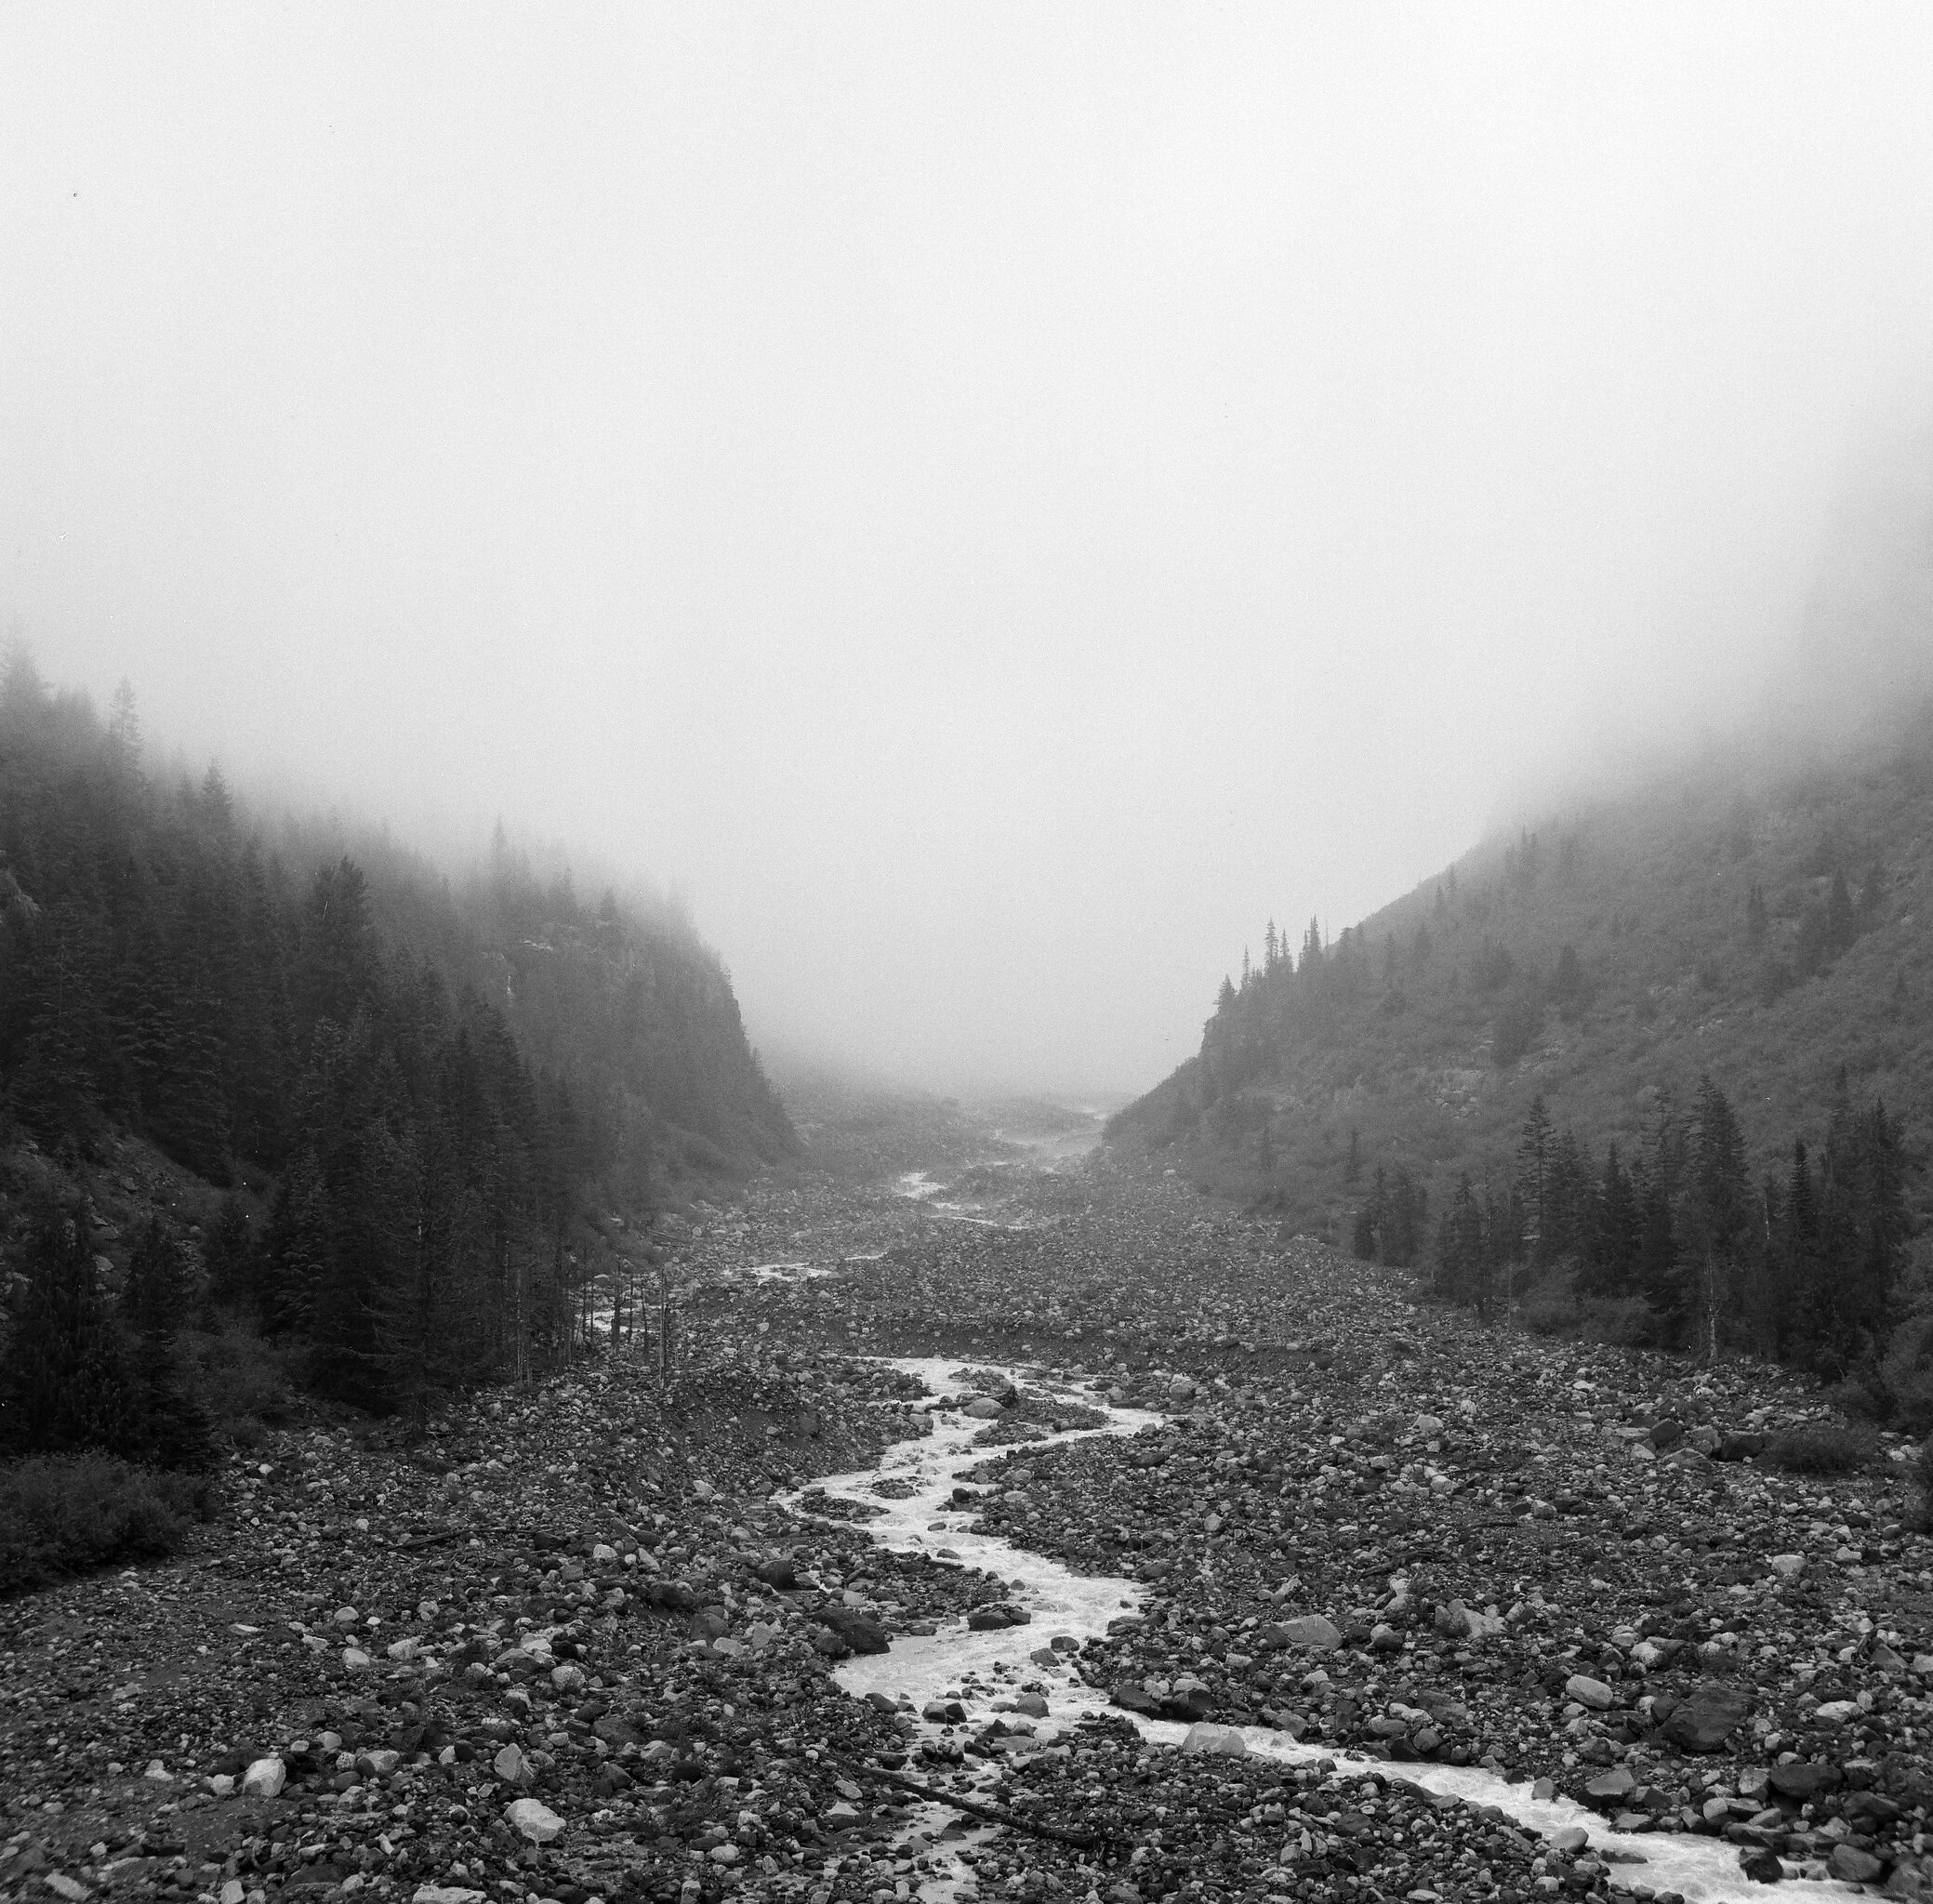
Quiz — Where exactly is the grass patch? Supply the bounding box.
[0,1453,209,1595]
[1763,1424,1874,1474]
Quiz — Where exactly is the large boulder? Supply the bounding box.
[817,1605,890,1654]
[505,1798,564,1844]
[1769,1761,1843,1801]
[1565,1674,1615,1711]
[1181,1723,1248,1757]
[1662,1682,1754,1752]
[1274,1615,1343,1651]
[241,1757,286,1798]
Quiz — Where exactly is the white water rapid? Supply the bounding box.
[785,1357,1856,1904]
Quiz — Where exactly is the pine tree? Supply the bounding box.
[0,1199,143,1458]
[1682,1076,1754,1359]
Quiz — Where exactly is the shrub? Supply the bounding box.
[0,1454,197,1595]
[1764,1424,1874,1474]
[189,1324,296,1441]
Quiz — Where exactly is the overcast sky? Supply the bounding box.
[6,6,1933,1099]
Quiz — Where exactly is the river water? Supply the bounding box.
[788,1357,1854,1904]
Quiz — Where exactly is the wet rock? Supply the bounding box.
[1829,1844,1887,1884]
[1180,1722,1248,1756]
[817,1605,890,1653]
[1739,1846,1786,1883]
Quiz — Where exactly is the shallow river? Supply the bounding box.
[789,1357,1854,1904]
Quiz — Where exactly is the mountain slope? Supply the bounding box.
[1111,708,1933,1263]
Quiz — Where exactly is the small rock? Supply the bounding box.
[1768,1554,1805,1578]
[413,1891,489,1904]
[1548,1827,1590,1854]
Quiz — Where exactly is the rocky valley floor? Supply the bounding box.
[6,1146,1933,1904]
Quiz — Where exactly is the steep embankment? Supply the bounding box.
[1111,711,1933,1246]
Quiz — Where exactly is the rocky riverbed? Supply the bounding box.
[6,1155,1933,1904]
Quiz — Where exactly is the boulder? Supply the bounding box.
[965,1399,1004,1420]
[1662,1682,1754,1752]
[1769,1762,1843,1801]
[1829,1844,1887,1885]
[1181,1722,1248,1756]
[1275,1615,1342,1651]
[1738,1847,1785,1884]
[1584,1767,1635,1802]
[1565,1674,1615,1711]
[505,1797,564,1844]
[241,1756,286,1799]
[817,1605,889,1654]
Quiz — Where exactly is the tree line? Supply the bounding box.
[0,650,789,1429]
[1416,1074,1912,1382]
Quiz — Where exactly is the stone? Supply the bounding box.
[1370,1623,1405,1653]
[1662,1681,1754,1752]
[1548,1827,1590,1854]
[1648,1420,1685,1451]
[1275,1615,1342,1650]
[1738,1846,1785,1884]
[220,1884,245,1904]
[818,1605,890,1653]
[240,1757,286,1798]
[1768,1554,1805,1578]
[965,1399,1004,1420]
[1686,1425,1724,1455]
[414,1891,489,1904]
[1180,1722,1249,1756]
[341,1647,373,1671]
[505,1797,564,1844]
[1111,1682,1158,1714]
[1565,1674,1615,1710]
[1769,1762,1843,1801]
[493,1744,534,1787]
[1813,1699,1860,1726]
[1828,1844,1887,1884]
[1584,1767,1635,1801]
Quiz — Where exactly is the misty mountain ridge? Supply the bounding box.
[1110,697,1933,1309]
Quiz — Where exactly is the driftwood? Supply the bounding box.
[834,1755,1110,1849]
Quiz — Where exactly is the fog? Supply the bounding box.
[6,7,1933,1100]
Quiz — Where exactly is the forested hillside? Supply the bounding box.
[1111,705,1933,1395]
[0,650,791,1426]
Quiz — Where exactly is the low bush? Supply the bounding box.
[189,1321,297,1442]
[0,1453,202,1594]
[1764,1424,1874,1474]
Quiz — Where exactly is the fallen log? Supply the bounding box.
[834,1755,1112,1850]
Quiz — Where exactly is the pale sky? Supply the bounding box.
[6,6,1933,1096]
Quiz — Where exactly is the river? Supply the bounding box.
[787,1356,1857,1904]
